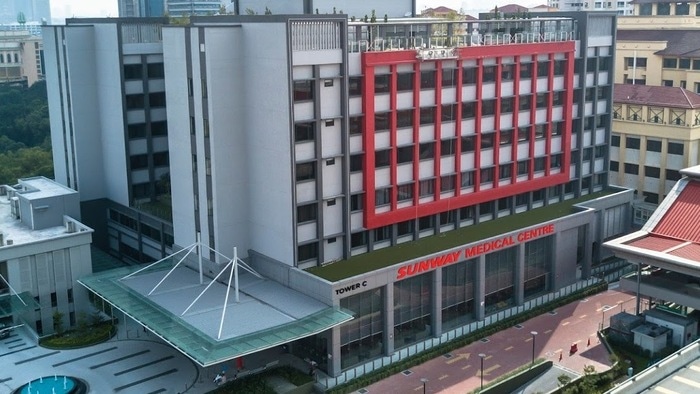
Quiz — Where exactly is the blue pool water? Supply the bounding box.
[19,376,76,394]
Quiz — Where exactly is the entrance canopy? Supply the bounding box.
[79,246,352,367]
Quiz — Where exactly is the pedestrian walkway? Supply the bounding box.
[362,288,642,394]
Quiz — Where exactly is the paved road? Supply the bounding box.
[362,286,643,394]
[0,318,230,394]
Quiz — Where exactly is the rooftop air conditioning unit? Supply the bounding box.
[10,197,19,219]
[66,221,76,233]
[0,231,3,246]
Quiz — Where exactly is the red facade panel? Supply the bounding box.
[361,42,576,229]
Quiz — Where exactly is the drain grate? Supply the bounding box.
[443,353,453,359]
[480,338,490,343]
[548,311,558,315]
[514,324,523,329]
[358,389,368,394]
[580,298,589,303]
[401,370,413,376]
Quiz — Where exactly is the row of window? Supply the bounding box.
[123,62,165,80]
[127,121,168,139]
[125,92,166,110]
[662,57,700,71]
[639,2,699,16]
[610,161,682,180]
[129,152,170,170]
[0,53,19,64]
[611,135,684,154]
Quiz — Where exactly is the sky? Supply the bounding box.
[50,1,542,23]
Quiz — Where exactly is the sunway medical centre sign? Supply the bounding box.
[396,224,555,280]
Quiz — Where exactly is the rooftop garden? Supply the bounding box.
[307,190,613,282]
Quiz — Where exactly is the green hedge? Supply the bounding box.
[40,323,116,349]
[328,281,608,394]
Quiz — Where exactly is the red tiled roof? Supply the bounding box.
[614,84,700,109]
[668,243,700,261]
[626,235,684,252]
[652,181,700,242]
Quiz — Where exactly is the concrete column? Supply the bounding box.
[329,326,342,376]
[432,269,442,337]
[475,255,486,320]
[581,223,594,280]
[384,283,395,355]
[515,244,525,306]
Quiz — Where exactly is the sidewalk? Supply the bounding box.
[362,287,640,394]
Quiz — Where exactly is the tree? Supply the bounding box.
[370,9,377,23]
[0,147,54,184]
[53,310,65,336]
[264,7,272,15]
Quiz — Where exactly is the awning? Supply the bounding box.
[79,260,352,367]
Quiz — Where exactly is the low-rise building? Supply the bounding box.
[0,30,43,87]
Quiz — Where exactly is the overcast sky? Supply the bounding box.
[50,0,541,22]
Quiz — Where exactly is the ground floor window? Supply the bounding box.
[485,247,516,313]
[524,236,552,299]
[394,273,432,347]
[339,288,384,369]
[441,259,476,329]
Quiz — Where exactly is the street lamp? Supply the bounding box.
[530,331,538,366]
[479,353,486,391]
[420,378,428,394]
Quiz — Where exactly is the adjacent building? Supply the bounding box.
[45,12,631,383]
[548,0,634,15]
[118,0,166,18]
[610,84,700,216]
[0,30,44,87]
[0,177,93,337]
[0,0,51,25]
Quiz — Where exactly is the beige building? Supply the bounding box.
[0,30,43,87]
[611,84,700,219]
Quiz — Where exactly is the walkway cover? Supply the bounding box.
[79,245,352,367]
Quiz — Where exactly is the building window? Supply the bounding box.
[639,3,652,14]
[502,64,514,80]
[517,160,529,176]
[668,141,684,155]
[375,149,391,167]
[125,94,145,109]
[662,58,677,68]
[520,63,532,78]
[153,152,169,167]
[375,74,390,94]
[611,135,620,147]
[461,135,475,152]
[646,139,661,152]
[295,122,315,142]
[482,99,496,116]
[482,66,496,82]
[484,247,516,312]
[441,103,457,122]
[147,63,164,78]
[442,68,457,87]
[462,67,476,84]
[419,142,434,160]
[297,203,317,223]
[420,107,435,125]
[461,171,475,187]
[666,169,682,181]
[296,162,316,182]
[441,139,456,156]
[553,60,566,75]
[128,123,147,139]
[501,97,514,114]
[123,64,142,80]
[152,121,167,136]
[349,116,363,135]
[624,163,639,175]
[480,167,494,183]
[350,154,363,172]
[419,179,435,197]
[397,184,413,202]
[293,80,314,102]
[676,2,690,15]
[524,237,552,298]
[657,3,671,14]
[420,70,436,89]
[297,242,318,261]
[349,76,362,96]
[350,231,367,248]
[396,109,414,128]
[499,164,512,180]
[626,137,640,149]
[610,161,619,172]
[645,166,660,178]
[375,112,390,130]
[149,92,166,107]
[534,157,546,172]
[397,220,414,237]
[397,72,414,91]
[462,102,476,118]
[481,133,494,149]
[376,188,391,206]
[440,174,456,192]
[130,154,148,170]
[418,215,435,231]
[662,80,673,87]
[394,273,432,346]
[500,129,513,145]
[374,225,392,242]
[519,95,531,111]
[350,193,363,211]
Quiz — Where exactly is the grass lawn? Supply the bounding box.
[308,190,612,282]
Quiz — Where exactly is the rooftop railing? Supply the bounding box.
[348,30,576,53]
